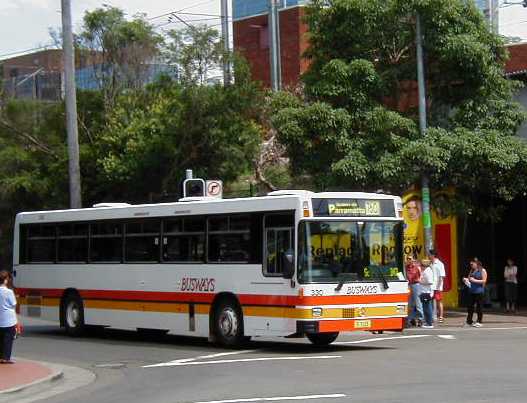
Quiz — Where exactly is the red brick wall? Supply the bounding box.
[505,43,527,75]
[1,49,64,80]
[233,6,309,88]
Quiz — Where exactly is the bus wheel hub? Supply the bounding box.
[67,304,79,326]
[219,308,238,337]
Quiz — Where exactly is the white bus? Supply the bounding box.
[13,190,408,346]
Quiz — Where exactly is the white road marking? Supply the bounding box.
[406,325,527,332]
[437,335,456,340]
[474,326,527,331]
[335,334,430,345]
[191,393,347,403]
[144,355,341,368]
[143,350,256,367]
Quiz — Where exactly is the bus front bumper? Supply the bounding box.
[296,317,405,334]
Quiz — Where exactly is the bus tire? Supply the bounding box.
[213,299,244,347]
[307,332,339,346]
[63,294,85,337]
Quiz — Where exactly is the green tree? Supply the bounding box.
[0,91,108,266]
[95,68,264,200]
[79,6,164,104]
[274,0,527,217]
[165,25,224,85]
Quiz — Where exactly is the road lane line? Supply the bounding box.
[173,350,257,364]
[437,335,456,340]
[144,355,341,368]
[191,393,347,403]
[335,334,430,345]
[144,350,256,367]
[406,326,527,332]
[475,326,527,331]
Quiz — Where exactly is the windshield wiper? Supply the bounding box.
[375,267,390,290]
[335,276,346,292]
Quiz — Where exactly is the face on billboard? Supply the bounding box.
[405,199,422,222]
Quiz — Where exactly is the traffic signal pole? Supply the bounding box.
[269,0,282,91]
[416,13,433,253]
[61,0,82,208]
[220,0,231,86]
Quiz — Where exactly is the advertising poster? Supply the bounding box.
[403,190,459,308]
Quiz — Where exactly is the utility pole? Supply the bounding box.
[220,0,231,85]
[416,13,433,253]
[61,0,82,208]
[268,0,282,91]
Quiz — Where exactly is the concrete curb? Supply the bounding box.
[0,360,95,403]
[0,362,64,395]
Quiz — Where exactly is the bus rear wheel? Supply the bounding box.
[64,294,85,337]
[213,300,244,347]
[307,332,339,346]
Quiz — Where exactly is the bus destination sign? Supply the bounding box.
[312,198,395,218]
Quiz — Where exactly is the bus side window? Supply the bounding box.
[263,213,294,276]
[125,220,161,263]
[26,224,56,263]
[90,221,123,263]
[208,215,251,263]
[57,223,88,263]
[163,217,206,263]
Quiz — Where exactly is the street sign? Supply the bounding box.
[206,180,223,198]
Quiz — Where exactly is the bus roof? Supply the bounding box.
[15,191,401,224]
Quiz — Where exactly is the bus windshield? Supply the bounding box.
[297,221,404,284]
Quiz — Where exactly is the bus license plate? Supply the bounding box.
[354,320,371,329]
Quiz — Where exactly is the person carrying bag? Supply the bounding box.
[419,259,435,329]
[464,260,487,328]
[0,270,19,364]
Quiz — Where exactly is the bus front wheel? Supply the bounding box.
[64,294,85,337]
[213,300,244,347]
[307,332,339,346]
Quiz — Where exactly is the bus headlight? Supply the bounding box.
[312,307,323,317]
[396,305,407,314]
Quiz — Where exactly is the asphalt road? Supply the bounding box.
[11,317,527,403]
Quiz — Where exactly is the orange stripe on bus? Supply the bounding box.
[15,288,408,308]
[299,293,408,305]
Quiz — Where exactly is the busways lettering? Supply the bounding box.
[180,278,216,292]
[346,285,379,295]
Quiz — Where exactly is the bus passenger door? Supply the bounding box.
[265,227,293,276]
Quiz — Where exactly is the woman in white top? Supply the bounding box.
[504,258,518,313]
[0,270,18,364]
[419,259,435,328]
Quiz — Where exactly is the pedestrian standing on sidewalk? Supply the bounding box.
[429,249,446,323]
[419,259,435,328]
[0,270,18,364]
[464,260,487,328]
[504,258,518,313]
[406,255,423,327]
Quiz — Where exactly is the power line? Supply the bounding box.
[1,2,223,60]
[151,0,217,20]
[0,43,58,60]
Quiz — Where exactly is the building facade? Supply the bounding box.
[474,0,499,32]
[232,0,502,89]
[232,0,309,88]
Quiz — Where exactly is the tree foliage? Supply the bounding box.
[78,6,164,104]
[96,72,263,200]
[165,25,225,85]
[0,7,269,267]
[274,0,527,218]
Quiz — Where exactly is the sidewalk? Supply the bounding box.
[0,359,62,394]
[440,309,527,328]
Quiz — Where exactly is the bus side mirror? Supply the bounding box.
[282,250,295,279]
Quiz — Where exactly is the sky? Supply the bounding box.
[2,1,527,59]
[0,0,223,59]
